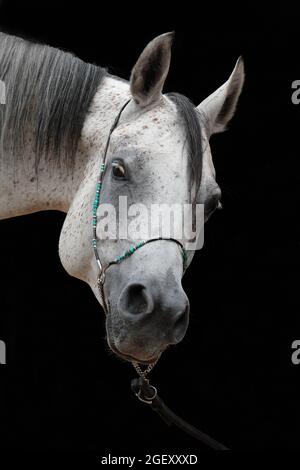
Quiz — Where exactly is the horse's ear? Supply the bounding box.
[197,57,245,136]
[130,32,173,107]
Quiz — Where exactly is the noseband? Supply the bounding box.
[91,99,229,450]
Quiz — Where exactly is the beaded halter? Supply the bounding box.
[91,99,188,376]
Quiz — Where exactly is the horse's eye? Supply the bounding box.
[112,162,126,179]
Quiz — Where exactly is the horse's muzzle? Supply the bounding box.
[108,280,190,363]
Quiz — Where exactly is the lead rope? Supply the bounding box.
[131,368,229,450]
[131,377,229,450]
[93,99,229,451]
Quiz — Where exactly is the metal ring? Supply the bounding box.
[97,271,105,287]
[135,385,157,404]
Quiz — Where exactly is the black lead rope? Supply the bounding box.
[131,377,229,451]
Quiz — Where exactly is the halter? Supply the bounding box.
[92,99,188,375]
[91,99,228,450]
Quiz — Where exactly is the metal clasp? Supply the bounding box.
[135,383,157,405]
[97,271,106,288]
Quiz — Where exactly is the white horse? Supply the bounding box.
[0,32,244,365]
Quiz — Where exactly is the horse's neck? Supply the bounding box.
[0,75,130,220]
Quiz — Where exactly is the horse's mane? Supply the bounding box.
[0,32,202,193]
[0,31,106,174]
[167,93,203,197]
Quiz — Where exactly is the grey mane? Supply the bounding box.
[167,93,203,197]
[0,31,106,174]
[0,32,202,192]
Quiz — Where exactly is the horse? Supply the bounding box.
[0,31,244,366]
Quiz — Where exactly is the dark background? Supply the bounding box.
[0,1,299,452]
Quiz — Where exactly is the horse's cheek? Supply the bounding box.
[58,202,93,283]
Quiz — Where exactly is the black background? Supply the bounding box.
[0,1,299,452]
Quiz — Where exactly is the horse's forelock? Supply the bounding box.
[167,93,203,200]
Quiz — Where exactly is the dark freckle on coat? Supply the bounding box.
[30,177,35,182]
[142,125,148,129]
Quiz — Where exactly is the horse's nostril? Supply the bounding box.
[120,283,152,316]
[118,282,189,343]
